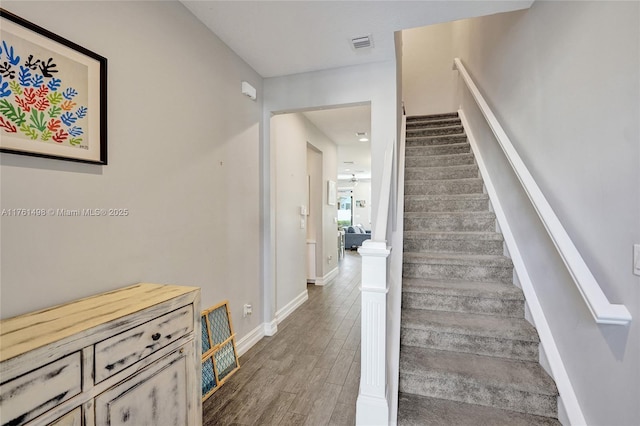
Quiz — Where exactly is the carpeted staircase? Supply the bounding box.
[398,113,560,425]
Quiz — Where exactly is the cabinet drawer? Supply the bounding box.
[0,352,81,426]
[94,305,193,383]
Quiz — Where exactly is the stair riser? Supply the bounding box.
[402,263,513,283]
[400,328,539,362]
[402,292,524,317]
[407,126,464,137]
[408,113,458,122]
[404,198,489,212]
[405,180,484,195]
[405,166,478,181]
[404,216,495,232]
[405,154,474,168]
[399,371,558,418]
[406,135,468,147]
[403,238,503,255]
[406,144,470,157]
[405,136,467,149]
[407,118,461,128]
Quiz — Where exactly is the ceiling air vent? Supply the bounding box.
[351,35,372,50]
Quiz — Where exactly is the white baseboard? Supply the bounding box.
[275,289,308,323]
[460,109,586,426]
[263,319,278,336]
[235,324,265,356]
[236,290,308,356]
[314,266,339,286]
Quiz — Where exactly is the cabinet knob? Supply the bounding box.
[151,333,161,341]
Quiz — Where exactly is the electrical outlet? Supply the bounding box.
[243,304,252,317]
[634,244,640,276]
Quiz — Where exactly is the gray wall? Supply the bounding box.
[403,2,639,424]
[0,1,264,341]
[271,112,337,312]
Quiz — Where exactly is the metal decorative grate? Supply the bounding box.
[207,306,231,346]
[200,300,240,402]
[214,340,238,381]
[202,357,217,396]
[201,319,211,353]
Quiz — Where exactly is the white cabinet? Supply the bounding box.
[0,283,201,426]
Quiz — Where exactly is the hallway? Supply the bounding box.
[203,251,362,425]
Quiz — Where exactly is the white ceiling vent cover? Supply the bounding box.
[351,35,372,50]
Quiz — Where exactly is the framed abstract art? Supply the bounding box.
[0,9,107,164]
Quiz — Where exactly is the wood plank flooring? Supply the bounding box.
[203,251,362,426]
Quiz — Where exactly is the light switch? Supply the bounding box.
[634,244,640,276]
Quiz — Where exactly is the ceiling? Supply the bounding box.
[302,105,371,183]
[181,1,532,78]
[179,0,532,189]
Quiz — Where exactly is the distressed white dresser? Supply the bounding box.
[0,283,201,426]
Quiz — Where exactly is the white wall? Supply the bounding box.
[351,181,372,230]
[262,61,397,325]
[402,23,459,115]
[270,112,337,310]
[307,144,323,276]
[403,2,639,424]
[0,2,264,342]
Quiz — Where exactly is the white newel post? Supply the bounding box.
[356,239,391,426]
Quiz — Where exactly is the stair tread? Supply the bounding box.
[398,394,560,426]
[408,112,459,121]
[407,120,462,129]
[406,133,466,140]
[404,210,494,218]
[408,125,464,132]
[402,278,524,299]
[407,117,461,124]
[404,178,484,186]
[405,152,473,158]
[401,309,539,342]
[404,164,478,171]
[400,346,557,395]
[404,230,503,241]
[406,142,469,151]
[404,193,489,200]
[403,252,513,267]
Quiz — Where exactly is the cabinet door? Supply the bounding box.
[49,407,82,426]
[94,345,193,426]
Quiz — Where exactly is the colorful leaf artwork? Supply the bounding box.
[0,38,88,148]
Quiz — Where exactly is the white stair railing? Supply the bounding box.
[453,57,631,325]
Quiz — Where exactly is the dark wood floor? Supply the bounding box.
[203,251,362,426]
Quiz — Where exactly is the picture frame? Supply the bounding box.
[327,180,336,206]
[0,9,107,164]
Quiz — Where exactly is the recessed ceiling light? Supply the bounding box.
[359,137,369,142]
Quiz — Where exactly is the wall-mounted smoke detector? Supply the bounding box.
[351,35,372,50]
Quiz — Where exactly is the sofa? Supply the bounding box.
[343,225,371,250]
